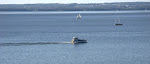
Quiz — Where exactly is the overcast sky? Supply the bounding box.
[0,0,150,4]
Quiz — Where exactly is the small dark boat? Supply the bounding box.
[114,15,123,26]
[114,24,123,25]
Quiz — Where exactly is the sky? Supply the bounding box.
[0,0,150,4]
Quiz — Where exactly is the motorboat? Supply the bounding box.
[71,37,87,44]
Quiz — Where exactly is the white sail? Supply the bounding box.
[114,10,122,25]
[76,14,81,19]
[114,15,122,25]
[117,15,120,23]
[115,18,117,24]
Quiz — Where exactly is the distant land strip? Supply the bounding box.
[0,2,150,11]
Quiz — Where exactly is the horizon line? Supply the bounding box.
[0,2,150,5]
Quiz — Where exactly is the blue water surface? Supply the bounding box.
[0,11,150,64]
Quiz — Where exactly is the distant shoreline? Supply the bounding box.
[0,10,149,15]
[0,2,150,11]
[0,10,149,11]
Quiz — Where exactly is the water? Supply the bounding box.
[0,11,150,64]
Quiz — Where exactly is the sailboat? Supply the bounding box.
[114,15,123,25]
[76,14,81,19]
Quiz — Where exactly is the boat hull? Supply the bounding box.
[114,24,123,25]
[71,40,87,44]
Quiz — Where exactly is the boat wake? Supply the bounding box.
[0,42,71,46]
